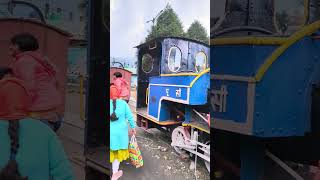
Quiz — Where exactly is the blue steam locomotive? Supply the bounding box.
[135,37,211,172]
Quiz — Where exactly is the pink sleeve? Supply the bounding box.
[13,57,37,96]
[114,79,121,88]
[123,79,129,86]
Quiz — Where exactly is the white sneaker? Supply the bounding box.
[111,170,123,180]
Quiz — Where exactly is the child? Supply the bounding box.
[113,72,130,102]
[110,86,136,180]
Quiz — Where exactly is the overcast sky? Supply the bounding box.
[110,0,210,59]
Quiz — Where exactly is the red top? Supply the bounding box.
[110,85,119,100]
[10,51,61,112]
[113,77,129,100]
[0,78,30,120]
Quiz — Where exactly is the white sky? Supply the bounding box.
[110,0,210,59]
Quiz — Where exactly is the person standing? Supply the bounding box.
[9,33,62,132]
[110,85,136,180]
[113,72,130,102]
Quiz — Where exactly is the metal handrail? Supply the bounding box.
[146,87,149,105]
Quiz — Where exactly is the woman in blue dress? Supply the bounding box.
[110,84,136,180]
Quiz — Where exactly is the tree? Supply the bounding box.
[145,5,184,41]
[186,20,209,43]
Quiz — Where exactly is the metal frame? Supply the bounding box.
[171,126,210,165]
[84,0,108,176]
[8,0,46,23]
[212,82,256,135]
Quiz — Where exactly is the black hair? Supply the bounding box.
[110,100,118,122]
[113,72,122,78]
[11,33,39,52]
[0,67,13,80]
[0,121,28,180]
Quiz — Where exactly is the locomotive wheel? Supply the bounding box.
[171,126,191,155]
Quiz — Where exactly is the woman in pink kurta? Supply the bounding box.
[9,33,62,131]
[113,72,130,102]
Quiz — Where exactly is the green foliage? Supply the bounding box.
[145,4,208,44]
[186,20,209,43]
[145,5,184,41]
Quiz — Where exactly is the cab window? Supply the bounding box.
[142,54,154,73]
[274,0,306,35]
[168,46,182,72]
[195,51,207,73]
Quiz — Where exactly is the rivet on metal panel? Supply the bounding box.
[298,89,303,94]
[255,112,260,117]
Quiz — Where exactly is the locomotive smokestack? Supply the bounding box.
[212,0,276,36]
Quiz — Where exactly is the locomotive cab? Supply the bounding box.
[136,40,162,109]
[136,37,211,172]
[136,37,210,123]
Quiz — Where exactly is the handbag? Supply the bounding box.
[128,135,143,168]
